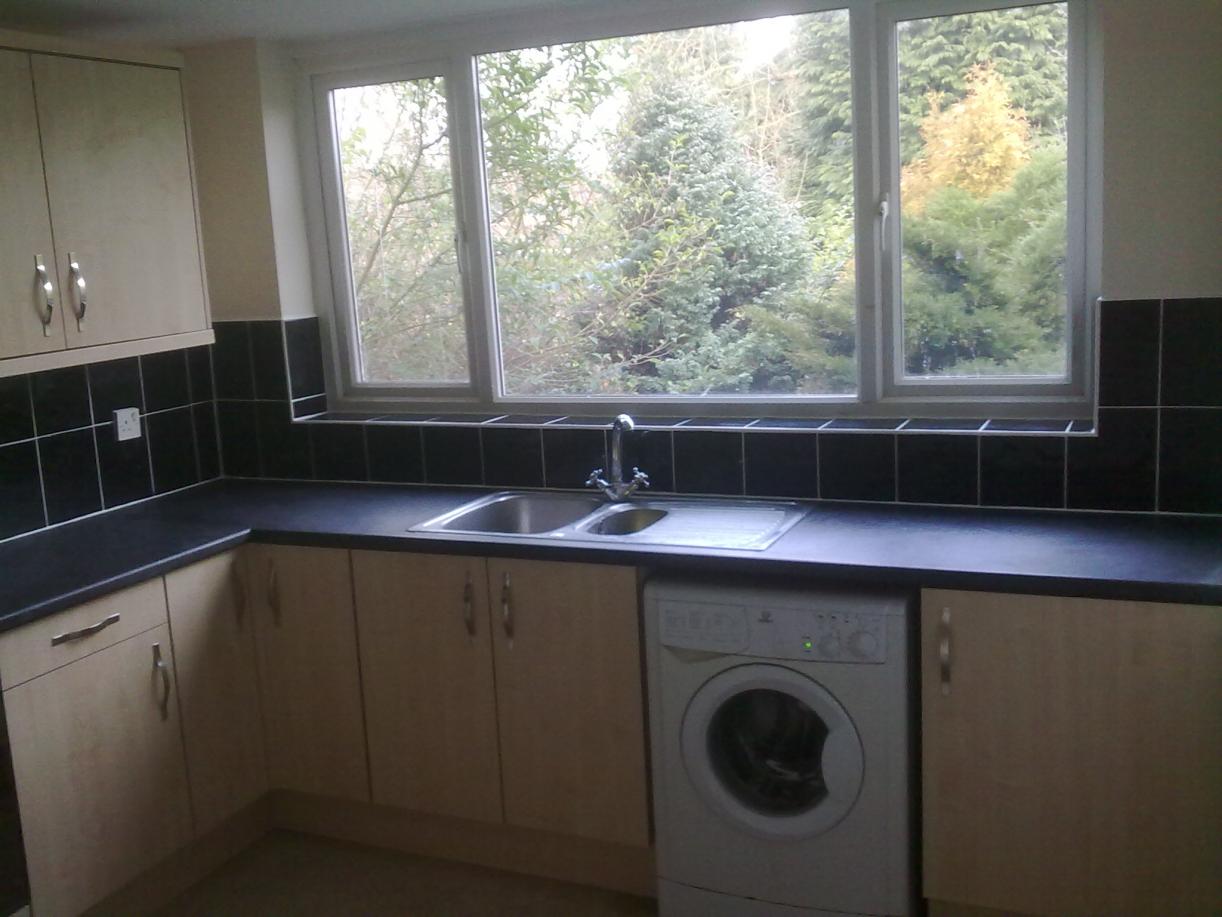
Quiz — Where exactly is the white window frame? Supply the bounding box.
[298,0,1099,419]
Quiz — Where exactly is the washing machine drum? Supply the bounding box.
[681,663,865,841]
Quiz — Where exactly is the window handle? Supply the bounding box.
[878,194,890,254]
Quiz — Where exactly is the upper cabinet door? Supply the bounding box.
[0,50,64,358]
[31,55,207,348]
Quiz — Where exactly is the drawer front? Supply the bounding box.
[0,578,168,689]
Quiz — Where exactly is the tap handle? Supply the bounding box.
[586,469,607,489]
[632,467,651,488]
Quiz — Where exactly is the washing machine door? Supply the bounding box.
[680,663,864,840]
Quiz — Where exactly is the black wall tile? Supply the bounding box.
[256,403,312,479]
[1098,300,1159,406]
[423,427,482,485]
[367,425,424,484]
[1161,298,1221,406]
[0,376,33,445]
[193,403,220,480]
[981,436,1064,508]
[752,418,830,430]
[212,322,255,399]
[148,408,200,494]
[88,358,142,420]
[985,419,1071,433]
[0,442,44,539]
[311,424,367,481]
[674,431,743,495]
[286,318,325,399]
[543,428,606,489]
[39,429,101,523]
[187,346,214,403]
[292,395,328,419]
[898,435,978,506]
[904,418,986,431]
[31,366,91,434]
[745,433,818,499]
[1158,408,1221,514]
[1067,408,1156,511]
[250,321,289,400]
[482,428,543,488]
[622,430,673,492]
[820,434,895,501]
[826,418,905,430]
[95,424,153,507]
[217,402,260,477]
[141,350,191,412]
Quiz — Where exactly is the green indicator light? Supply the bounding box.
[803,639,813,650]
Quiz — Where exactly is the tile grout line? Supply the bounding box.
[26,378,50,529]
[138,355,157,497]
[1153,299,1164,511]
[86,362,108,510]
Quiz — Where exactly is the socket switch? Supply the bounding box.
[114,407,142,442]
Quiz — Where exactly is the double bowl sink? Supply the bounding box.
[412,491,808,551]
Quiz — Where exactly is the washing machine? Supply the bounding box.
[644,577,913,917]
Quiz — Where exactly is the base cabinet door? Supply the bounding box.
[4,624,193,917]
[247,545,369,802]
[922,589,1222,916]
[165,550,267,835]
[487,559,648,848]
[353,551,502,823]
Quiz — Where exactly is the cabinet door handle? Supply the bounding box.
[152,642,171,721]
[500,573,513,642]
[462,574,476,637]
[938,607,952,695]
[68,252,87,326]
[267,561,281,627]
[232,563,246,630]
[51,612,120,647]
[34,256,55,334]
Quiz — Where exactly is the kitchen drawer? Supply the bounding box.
[0,578,168,689]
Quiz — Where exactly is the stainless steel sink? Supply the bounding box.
[584,506,668,536]
[413,492,605,535]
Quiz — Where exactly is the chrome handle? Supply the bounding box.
[938,607,952,695]
[462,574,476,637]
[34,257,54,334]
[500,573,513,642]
[152,642,171,721]
[232,563,246,630]
[68,252,87,325]
[268,561,281,627]
[51,612,120,647]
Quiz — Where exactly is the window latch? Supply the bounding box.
[878,194,890,254]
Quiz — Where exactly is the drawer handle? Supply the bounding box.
[268,561,281,627]
[68,252,87,326]
[462,574,476,637]
[152,642,171,721]
[500,573,513,642]
[34,256,55,334]
[51,612,120,647]
[938,607,952,696]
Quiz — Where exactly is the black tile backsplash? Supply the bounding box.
[482,428,544,488]
[542,428,606,490]
[148,408,201,494]
[88,358,142,420]
[250,322,289,401]
[1161,298,1221,407]
[311,424,368,482]
[212,322,254,400]
[898,435,977,506]
[0,442,44,539]
[1158,409,1221,514]
[1098,300,1160,406]
[286,317,325,399]
[39,429,101,523]
[187,346,214,403]
[140,350,191,412]
[423,427,482,485]
[674,431,743,495]
[367,425,424,484]
[194,403,220,481]
[820,434,895,502]
[217,401,260,479]
[95,425,153,507]
[31,366,91,434]
[1067,408,1157,511]
[745,433,818,499]
[256,402,312,480]
[981,436,1064,508]
[622,430,673,493]
[0,376,33,445]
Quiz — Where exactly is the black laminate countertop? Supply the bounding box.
[1,479,1219,632]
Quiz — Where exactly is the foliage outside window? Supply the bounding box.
[318,0,1085,409]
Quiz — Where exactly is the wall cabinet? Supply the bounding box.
[921,589,1222,917]
[247,544,369,802]
[0,34,210,375]
[165,550,267,835]
[0,582,193,917]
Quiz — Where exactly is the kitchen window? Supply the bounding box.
[310,0,1095,416]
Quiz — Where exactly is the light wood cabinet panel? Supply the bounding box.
[4,624,193,917]
[165,550,267,836]
[247,544,369,802]
[487,559,648,848]
[921,589,1222,916]
[0,50,65,359]
[31,54,206,349]
[352,551,502,823]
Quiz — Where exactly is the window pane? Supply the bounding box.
[332,78,469,384]
[479,11,856,397]
[897,2,1069,379]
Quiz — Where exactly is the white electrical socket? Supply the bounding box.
[114,407,142,442]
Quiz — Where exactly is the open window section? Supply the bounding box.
[476,10,857,398]
[330,77,470,385]
[895,2,1070,381]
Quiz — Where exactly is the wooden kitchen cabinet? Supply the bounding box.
[247,544,369,802]
[0,50,65,359]
[352,551,502,823]
[487,558,649,848]
[3,623,193,917]
[921,589,1222,916]
[165,550,267,835]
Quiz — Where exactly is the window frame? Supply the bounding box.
[301,0,1098,419]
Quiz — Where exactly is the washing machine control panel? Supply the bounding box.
[659,601,887,663]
